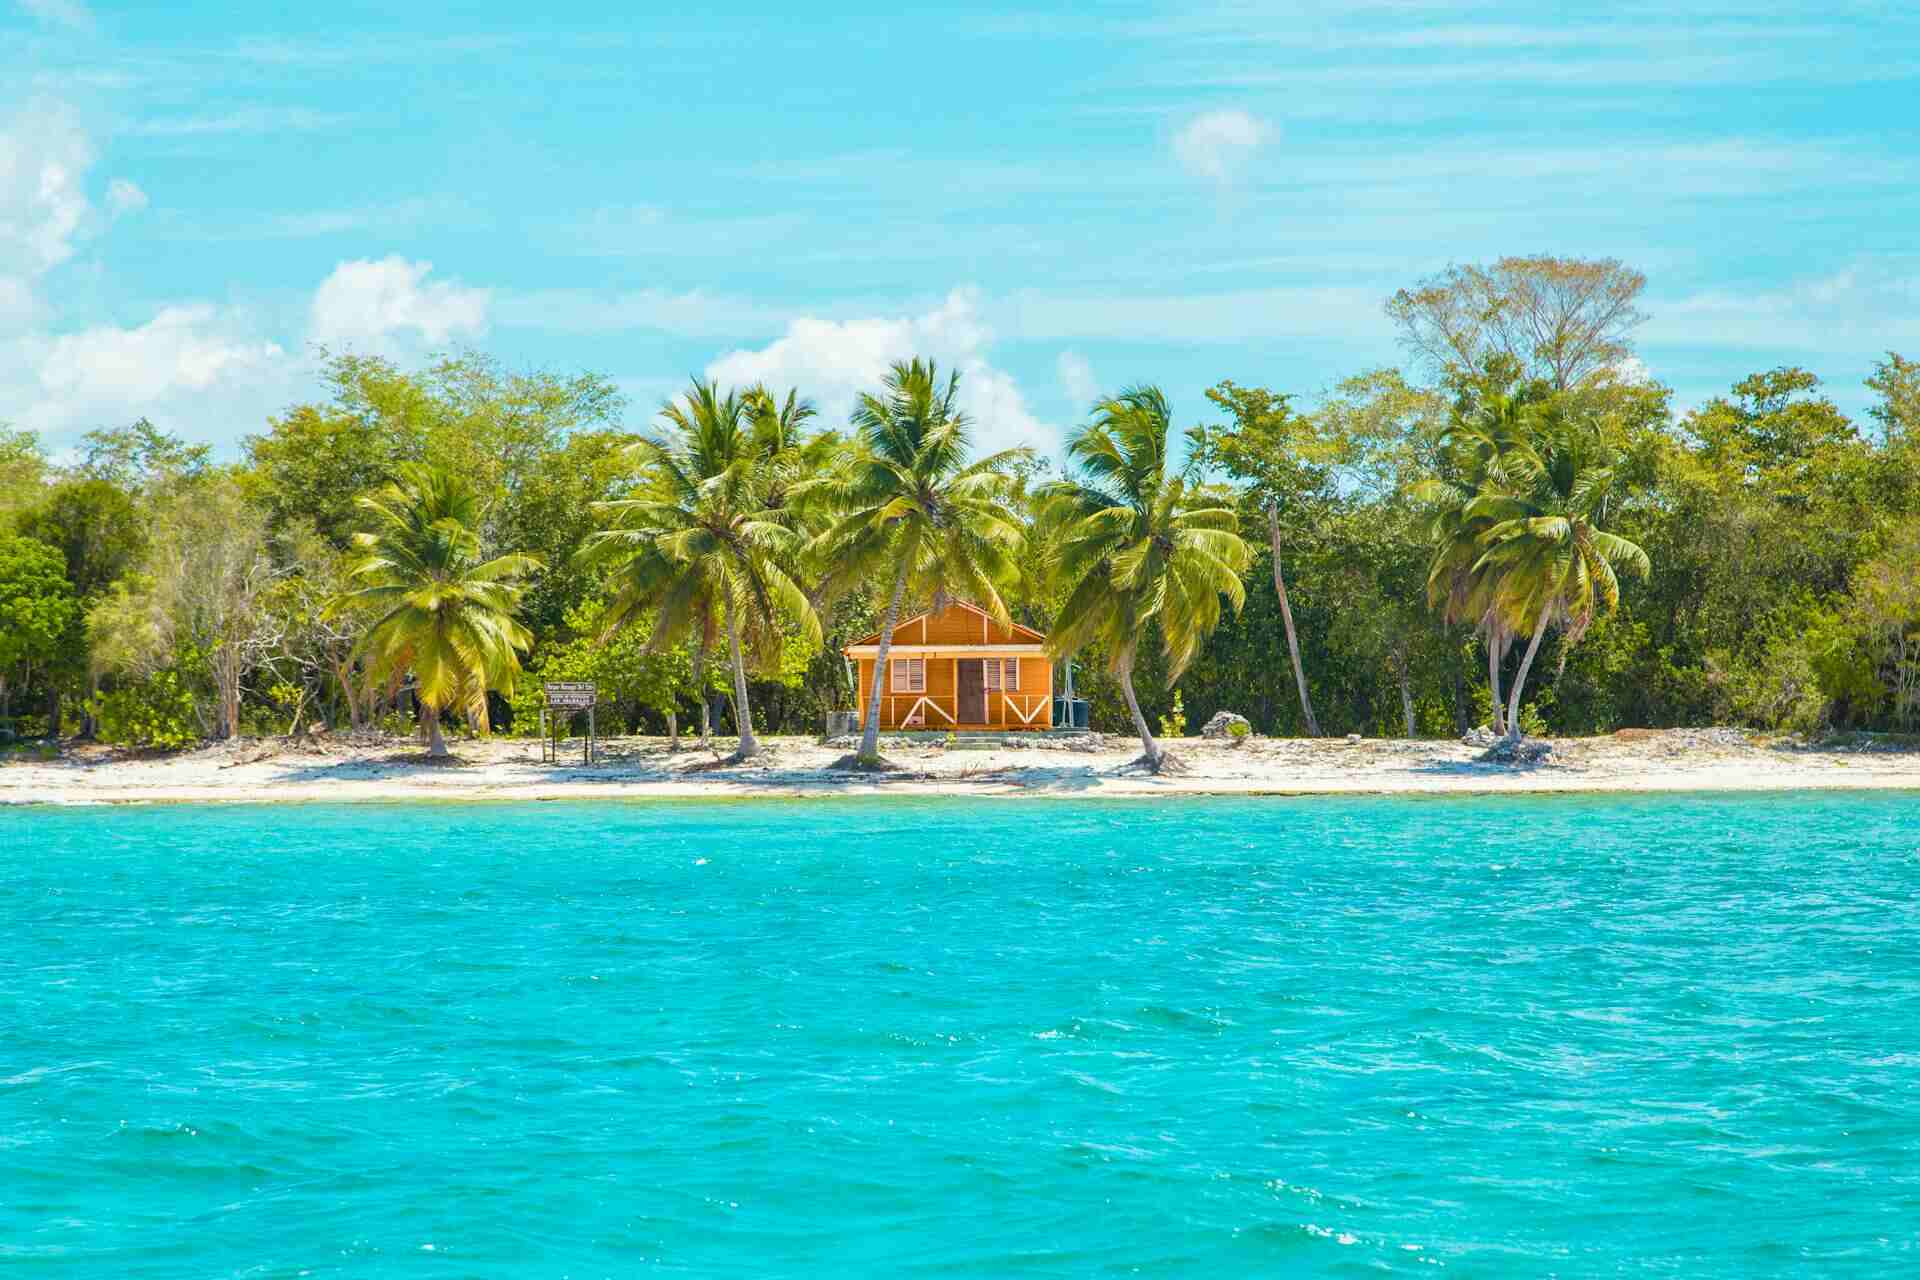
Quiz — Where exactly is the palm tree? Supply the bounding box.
[1042,386,1251,771]
[1418,372,1540,735]
[1469,412,1650,740]
[815,358,1030,763]
[580,380,820,761]
[333,464,540,759]
[744,385,828,506]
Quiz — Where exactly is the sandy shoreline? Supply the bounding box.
[5,728,1919,805]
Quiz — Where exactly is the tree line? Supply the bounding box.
[3,256,1918,761]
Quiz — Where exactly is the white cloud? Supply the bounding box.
[36,304,284,401]
[308,255,490,350]
[706,288,1058,457]
[1172,108,1272,182]
[0,100,483,449]
[3,253,489,450]
[7,303,293,444]
[0,99,94,281]
[105,177,147,216]
[1056,349,1098,407]
[18,0,94,31]
[0,275,33,328]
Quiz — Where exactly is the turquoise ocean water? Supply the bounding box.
[5,794,1920,1276]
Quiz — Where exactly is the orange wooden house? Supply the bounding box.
[846,600,1055,731]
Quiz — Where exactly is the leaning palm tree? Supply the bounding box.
[579,380,820,761]
[1470,413,1650,740]
[332,465,540,759]
[1416,373,1539,734]
[1041,386,1251,771]
[813,358,1030,764]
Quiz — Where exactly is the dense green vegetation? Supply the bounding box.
[2,257,1917,750]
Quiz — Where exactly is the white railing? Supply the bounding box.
[999,693,1049,725]
[889,694,955,727]
[870,691,1049,728]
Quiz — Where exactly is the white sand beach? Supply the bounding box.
[5,728,1918,805]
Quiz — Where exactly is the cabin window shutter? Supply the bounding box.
[912,659,925,692]
[1004,657,1019,690]
[984,659,1002,692]
[891,658,925,693]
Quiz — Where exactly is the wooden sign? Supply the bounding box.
[544,681,598,709]
[541,682,600,765]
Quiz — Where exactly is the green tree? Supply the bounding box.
[1688,368,1860,471]
[581,381,819,760]
[1042,385,1251,770]
[0,426,47,527]
[815,359,1029,763]
[78,419,211,490]
[258,524,375,733]
[17,479,145,600]
[492,428,642,638]
[84,474,285,740]
[248,350,627,553]
[1847,521,1920,729]
[242,402,395,548]
[507,596,700,740]
[1189,380,1336,736]
[333,465,541,758]
[1867,353,1919,444]
[13,478,146,734]
[0,536,80,730]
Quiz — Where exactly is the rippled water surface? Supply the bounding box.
[6,794,1920,1275]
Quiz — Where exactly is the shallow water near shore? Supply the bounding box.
[6,793,1920,1275]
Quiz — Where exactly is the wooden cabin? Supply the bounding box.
[846,600,1054,731]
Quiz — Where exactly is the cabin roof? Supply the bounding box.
[847,598,1046,649]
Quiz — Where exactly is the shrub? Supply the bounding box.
[1158,689,1187,738]
[88,670,201,749]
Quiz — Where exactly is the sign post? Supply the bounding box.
[542,682,598,765]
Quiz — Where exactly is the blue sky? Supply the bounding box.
[4,0,1918,459]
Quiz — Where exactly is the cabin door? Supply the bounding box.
[957,660,987,724]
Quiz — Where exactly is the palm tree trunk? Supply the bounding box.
[691,637,711,749]
[1485,621,1507,736]
[1392,643,1415,738]
[424,703,450,758]
[723,595,759,759]
[858,561,910,762]
[665,708,678,751]
[1268,503,1320,737]
[1505,610,1552,741]
[1117,642,1162,768]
